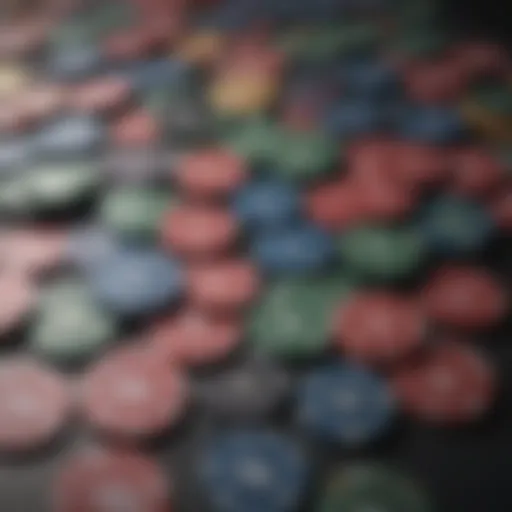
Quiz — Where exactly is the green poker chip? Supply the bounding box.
[339,225,427,282]
[29,278,117,363]
[248,274,353,359]
[319,463,433,512]
[99,186,174,241]
[273,129,339,181]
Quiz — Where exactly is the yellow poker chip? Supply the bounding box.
[0,62,30,98]
[176,30,226,66]
[208,71,279,117]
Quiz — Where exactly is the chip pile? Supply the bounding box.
[0,0,511,511]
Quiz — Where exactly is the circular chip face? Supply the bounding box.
[297,363,395,445]
[197,358,291,419]
[449,147,505,198]
[0,226,65,276]
[233,178,302,231]
[149,308,242,367]
[392,341,496,424]
[53,447,171,512]
[99,186,174,241]
[320,463,433,512]
[422,265,508,330]
[29,278,117,363]
[339,225,427,281]
[82,347,188,438]
[199,430,307,512]
[70,75,132,114]
[418,195,495,256]
[333,292,426,365]
[175,148,247,199]
[249,275,353,359]
[0,274,35,335]
[188,260,260,313]
[89,249,184,316]
[161,205,238,259]
[0,358,71,451]
[251,225,335,275]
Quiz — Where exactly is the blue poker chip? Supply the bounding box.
[123,58,190,92]
[199,430,308,512]
[48,44,103,81]
[338,59,400,99]
[324,100,386,138]
[397,106,467,144]
[297,363,396,445]
[66,225,121,272]
[251,224,335,275]
[418,195,495,256]
[34,116,105,158]
[232,179,302,232]
[88,248,184,315]
[0,138,33,175]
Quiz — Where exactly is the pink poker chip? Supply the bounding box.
[53,447,171,512]
[187,259,260,313]
[149,308,242,367]
[423,265,509,331]
[82,347,188,440]
[111,109,160,147]
[69,76,132,114]
[0,357,72,451]
[333,292,426,366]
[392,340,497,425]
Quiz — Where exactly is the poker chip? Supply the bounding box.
[333,292,426,365]
[161,204,238,259]
[319,463,433,512]
[99,185,174,241]
[197,358,291,419]
[249,274,353,358]
[0,358,72,452]
[339,225,427,281]
[174,148,247,199]
[251,224,335,276]
[16,83,66,124]
[188,259,260,313]
[82,347,188,438]
[233,178,302,231]
[53,447,171,512]
[0,226,65,276]
[111,108,161,147]
[392,340,497,424]
[88,248,184,316]
[422,265,508,331]
[49,43,103,80]
[0,274,35,335]
[29,278,118,363]
[297,363,396,445]
[199,429,308,512]
[418,195,495,256]
[149,308,242,366]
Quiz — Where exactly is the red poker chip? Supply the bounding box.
[82,347,188,439]
[0,358,72,451]
[348,137,398,183]
[161,205,238,259]
[305,179,365,231]
[403,57,468,104]
[333,292,426,365]
[149,308,242,366]
[70,76,132,114]
[0,274,35,335]
[174,148,248,199]
[0,226,66,276]
[187,259,260,312]
[53,447,171,512]
[111,109,160,147]
[489,186,512,232]
[392,340,496,424]
[449,41,509,80]
[423,265,508,331]
[449,147,505,198]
